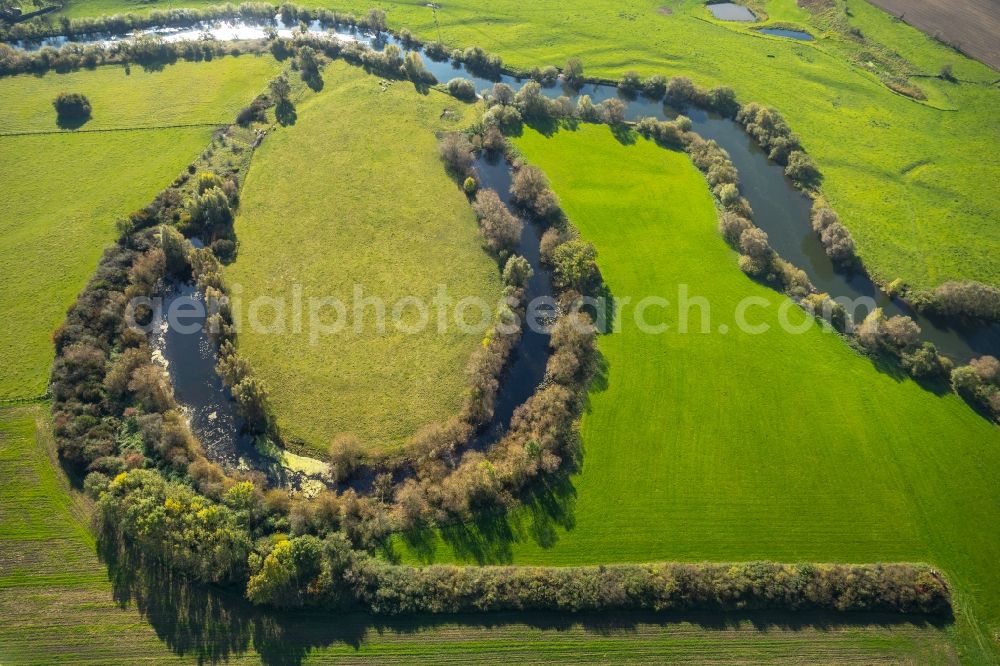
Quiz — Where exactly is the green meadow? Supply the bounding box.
[0,56,281,400]
[227,60,502,454]
[60,0,1000,291]
[0,404,959,664]
[386,124,1000,662]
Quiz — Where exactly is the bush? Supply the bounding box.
[552,239,599,293]
[785,150,822,187]
[447,77,477,100]
[246,535,326,607]
[643,74,667,100]
[736,102,800,165]
[349,559,951,616]
[438,132,474,177]
[514,80,552,120]
[461,45,502,77]
[402,51,434,83]
[618,70,641,94]
[510,165,560,219]
[739,227,772,263]
[719,212,752,247]
[52,91,91,122]
[502,255,533,290]
[98,470,252,584]
[600,97,626,125]
[329,434,364,482]
[665,76,698,106]
[902,342,951,380]
[930,281,1000,322]
[490,82,515,106]
[563,57,584,87]
[472,189,523,257]
[575,94,600,122]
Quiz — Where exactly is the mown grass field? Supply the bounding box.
[0,56,281,400]
[60,0,1000,292]
[227,61,502,454]
[3,404,958,664]
[385,124,1000,662]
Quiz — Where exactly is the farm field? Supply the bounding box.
[53,0,1000,292]
[0,56,282,400]
[1,0,998,663]
[227,60,502,454]
[2,405,960,664]
[386,124,1000,661]
[866,0,1000,70]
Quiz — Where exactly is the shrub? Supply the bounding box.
[502,255,533,290]
[665,76,698,106]
[970,355,1000,383]
[246,535,326,607]
[447,77,477,100]
[719,212,752,247]
[514,80,552,119]
[52,91,92,122]
[461,45,502,77]
[930,281,1000,322]
[902,342,951,380]
[349,559,951,616]
[189,186,233,232]
[563,57,584,87]
[490,82,515,106]
[232,376,272,433]
[600,97,627,125]
[438,132,474,177]
[463,176,477,194]
[472,189,523,257]
[402,51,434,83]
[552,239,599,293]
[268,74,291,101]
[883,315,921,350]
[618,70,642,94]
[736,103,799,165]
[575,94,600,122]
[707,86,738,116]
[482,125,506,152]
[482,104,523,133]
[329,434,364,482]
[802,293,848,332]
[424,41,449,61]
[510,165,560,219]
[643,74,667,100]
[98,469,252,584]
[785,150,822,187]
[539,227,565,264]
[739,227,772,263]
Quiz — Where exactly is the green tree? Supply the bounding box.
[269,74,291,101]
[552,239,599,292]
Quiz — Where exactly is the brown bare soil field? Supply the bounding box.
[866,0,1000,71]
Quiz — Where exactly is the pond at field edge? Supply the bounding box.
[757,28,814,41]
[707,3,757,22]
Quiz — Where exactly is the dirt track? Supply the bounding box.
[866,0,1000,72]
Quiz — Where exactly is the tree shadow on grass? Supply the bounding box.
[98,540,955,666]
[55,113,91,130]
[275,99,297,126]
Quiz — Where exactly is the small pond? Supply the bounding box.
[707,3,757,22]
[757,27,814,41]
